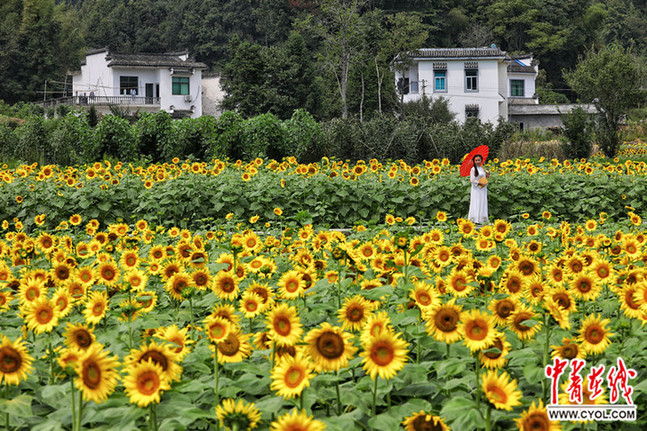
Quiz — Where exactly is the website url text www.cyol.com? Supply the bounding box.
[547,405,636,422]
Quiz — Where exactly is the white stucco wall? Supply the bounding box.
[507,72,536,100]
[398,58,506,124]
[73,51,114,97]
[201,74,225,117]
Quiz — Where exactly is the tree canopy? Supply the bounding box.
[0,0,645,120]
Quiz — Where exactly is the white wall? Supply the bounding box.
[399,58,505,123]
[202,75,225,117]
[507,72,536,99]
[159,70,203,118]
[73,51,113,97]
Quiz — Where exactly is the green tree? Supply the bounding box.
[564,45,645,158]
[302,0,367,119]
[561,106,592,160]
[221,36,269,117]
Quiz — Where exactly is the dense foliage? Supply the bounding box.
[2,0,647,119]
[2,156,647,233]
[0,206,647,429]
[0,109,515,166]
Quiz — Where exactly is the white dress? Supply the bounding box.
[468,166,488,224]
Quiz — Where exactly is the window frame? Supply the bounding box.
[510,79,525,97]
[434,70,447,93]
[465,106,480,119]
[172,76,190,96]
[465,69,478,92]
[120,76,139,95]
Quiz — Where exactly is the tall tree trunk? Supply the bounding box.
[359,70,365,124]
[375,57,382,114]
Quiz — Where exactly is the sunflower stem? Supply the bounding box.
[371,377,379,418]
[474,355,481,410]
[70,379,77,431]
[189,297,195,330]
[77,398,83,431]
[416,338,421,364]
[542,311,550,401]
[300,389,305,412]
[335,371,342,415]
[446,343,450,359]
[214,351,220,406]
[4,383,10,431]
[485,403,492,431]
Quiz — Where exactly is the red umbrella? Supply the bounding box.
[459,145,489,177]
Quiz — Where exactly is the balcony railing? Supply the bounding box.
[40,96,161,110]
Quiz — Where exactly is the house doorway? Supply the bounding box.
[145,84,154,104]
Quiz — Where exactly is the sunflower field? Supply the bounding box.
[0,158,647,431]
[2,156,647,232]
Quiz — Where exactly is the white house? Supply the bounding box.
[70,48,207,118]
[394,47,538,124]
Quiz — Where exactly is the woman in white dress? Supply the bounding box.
[468,154,489,224]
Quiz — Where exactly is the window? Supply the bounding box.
[410,81,418,93]
[434,70,446,92]
[397,77,409,95]
[510,79,525,97]
[465,105,479,119]
[172,76,190,95]
[120,76,138,95]
[465,69,478,91]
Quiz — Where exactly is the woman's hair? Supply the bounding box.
[472,155,482,177]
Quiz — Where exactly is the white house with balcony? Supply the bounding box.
[69,48,207,118]
[394,46,538,124]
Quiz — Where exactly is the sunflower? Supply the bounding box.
[83,290,109,325]
[215,398,261,430]
[425,299,463,344]
[568,272,601,301]
[578,314,613,355]
[481,370,522,411]
[508,304,542,341]
[498,268,525,296]
[205,315,232,344]
[210,303,240,326]
[123,358,171,407]
[516,256,539,277]
[156,325,194,360]
[548,287,578,313]
[17,280,44,305]
[446,269,475,298]
[270,353,313,399]
[524,275,546,305]
[488,297,519,327]
[216,330,252,364]
[402,411,449,431]
[212,272,240,301]
[135,290,158,313]
[360,310,393,344]
[409,281,440,311]
[190,269,211,291]
[479,335,511,369]
[126,341,183,383]
[65,323,95,351]
[96,261,120,287]
[270,409,326,431]
[74,343,120,403]
[266,304,303,347]
[23,297,59,334]
[304,322,357,372]
[551,338,586,360]
[338,295,373,331]
[461,309,498,352]
[0,335,33,385]
[590,259,613,283]
[516,400,562,431]
[277,270,305,300]
[543,297,571,330]
[164,271,193,301]
[360,330,409,380]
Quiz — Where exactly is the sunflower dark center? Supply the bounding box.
[434,309,459,332]
[74,330,93,348]
[140,351,168,371]
[0,347,21,373]
[218,333,241,356]
[316,331,344,359]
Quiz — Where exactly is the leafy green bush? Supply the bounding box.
[561,106,592,159]
[241,113,286,159]
[92,115,136,160]
[284,109,323,162]
[50,113,92,165]
[135,111,173,161]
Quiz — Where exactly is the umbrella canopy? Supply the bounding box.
[459,145,489,177]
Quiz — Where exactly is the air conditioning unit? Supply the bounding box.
[184,95,191,102]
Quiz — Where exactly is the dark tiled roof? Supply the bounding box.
[413,47,506,59]
[508,64,536,73]
[106,52,207,69]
